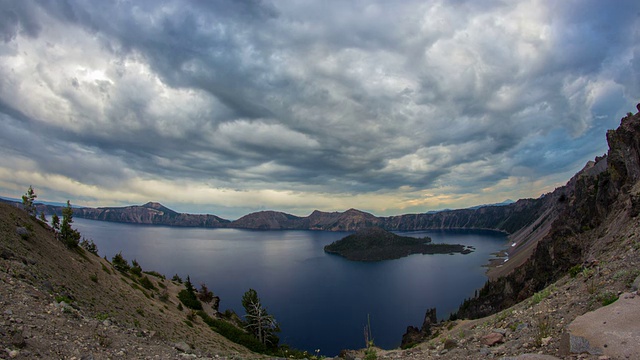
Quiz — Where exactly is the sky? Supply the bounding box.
[0,0,639,220]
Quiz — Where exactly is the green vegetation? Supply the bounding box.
[197,310,268,353]
[60,201,81,248]
[111,252,131,273]
[80,238,99,255]
[55,295,73,304]
[569,264,582,278]
[534,316,551,347]
[363,314,377,359]
[21,185,37,217]
[101,262,111,275]
[197,283,214,304]
[130,259,142,276]
[95,312,110,321]
[177,276,203,310]
[598,291,619,306]
[144,270,165,279]
[324,227,470,261]
[530,286,555,306]
[242,288,279,348]
[139,276,156,290]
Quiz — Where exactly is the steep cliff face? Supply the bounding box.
[75,202,230,227]
[454,109,640,319]
[380,197,551,234]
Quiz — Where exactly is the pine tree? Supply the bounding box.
[21,186,37,217]
[51,213,60,232]
[242,288,279,347]
[60,200,80,248]
[197,283,214,304]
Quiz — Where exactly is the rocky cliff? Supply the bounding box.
[453,108,640,319]
[73,202,230,227]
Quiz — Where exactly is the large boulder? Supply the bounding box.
[561,292,640,358]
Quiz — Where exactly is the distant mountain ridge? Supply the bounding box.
[14,196,545,234]
[53,202,230,228]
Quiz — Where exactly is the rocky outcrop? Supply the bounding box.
[453,108,640,320]
[561,292,640,358]
[401,308,437,348]
[380,197,551,234]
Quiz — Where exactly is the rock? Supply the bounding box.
[443,338,457,350]
[211,296,220,312]
[401,308,437,348]
[632,274,640,291]
[15,227,29,238]
[492,328,507,335]
[174,341,192,353]
[10,329,26,348]
[540,336,552,346]
[563,292,640,358]
[481,332,505,346]
[559,333,602,355]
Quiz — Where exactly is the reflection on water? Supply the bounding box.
[73,218,507,356]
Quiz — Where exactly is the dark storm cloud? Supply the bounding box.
[0,0,639,217]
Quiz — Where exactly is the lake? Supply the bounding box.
[72,218,507,356]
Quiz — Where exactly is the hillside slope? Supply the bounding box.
[0,202,255,359]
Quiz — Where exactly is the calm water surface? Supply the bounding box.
[72,218,506,356]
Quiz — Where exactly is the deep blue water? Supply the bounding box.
[71,218,506,356]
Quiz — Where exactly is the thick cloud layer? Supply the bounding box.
[0,0,638,219]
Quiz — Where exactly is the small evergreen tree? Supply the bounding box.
[197,283,214,304]
[242,288,279,347]
[51,213,60,232]
[130,259,142,276]
[60,201,80,248]
[112,252,131,273]
[80,238,99,255]
[21,185,37,217]
[177,276,203,310]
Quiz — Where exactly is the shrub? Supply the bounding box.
[144,271,165,279]
[80,238,99,255]
[139,276,156,290]
[159,289,169,302]
[197,310,267,353]
[177,289,203,310]
[130,259,142,277]
[101,263,112,274]
[598,291,619,306]
[569,264,582,278]
[111,252,130,273]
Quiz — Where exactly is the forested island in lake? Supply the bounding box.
[323,227,473,261]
